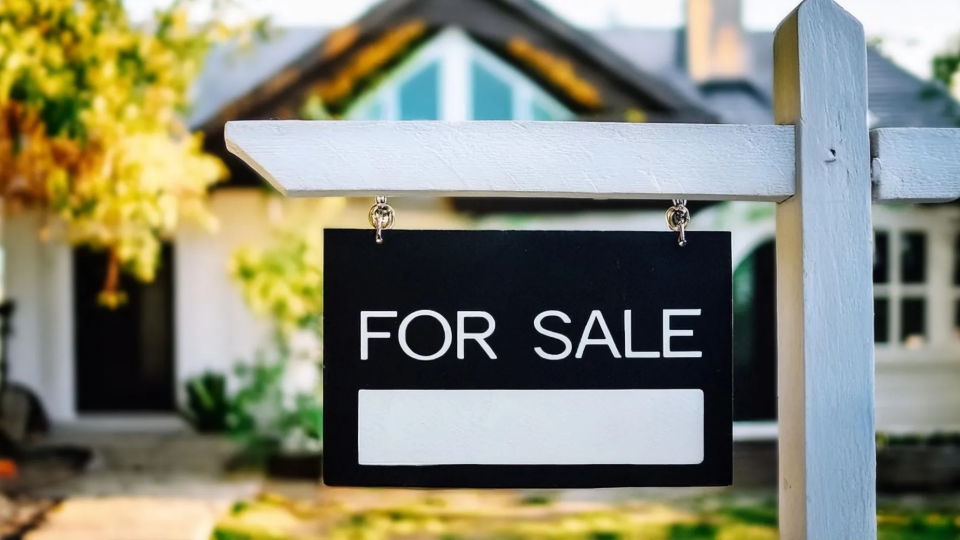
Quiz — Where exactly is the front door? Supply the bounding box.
[74,245,175,412]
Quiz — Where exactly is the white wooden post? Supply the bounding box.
[774,1,875,538]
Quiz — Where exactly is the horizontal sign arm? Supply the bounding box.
[225,121,796,202]
[226,121,960,204]
[872,128,960,203]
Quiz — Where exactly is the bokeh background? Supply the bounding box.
[2,0,960,537]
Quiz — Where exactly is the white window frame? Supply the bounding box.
[873,205,960,364]
[345,27,573,122]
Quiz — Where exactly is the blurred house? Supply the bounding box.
[6,0,959,438]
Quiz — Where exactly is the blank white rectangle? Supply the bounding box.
[358,389,704,465]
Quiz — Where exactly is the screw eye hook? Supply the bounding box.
[368,196,395,245]
[666,199,690,247]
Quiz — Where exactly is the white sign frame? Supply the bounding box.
[225,0,960,537]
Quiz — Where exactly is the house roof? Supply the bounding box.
[594,28,958,128]
[190,0,721,131]
[190,27,330,130]
[191,18,957,131]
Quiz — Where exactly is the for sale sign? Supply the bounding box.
[323,230,732,488]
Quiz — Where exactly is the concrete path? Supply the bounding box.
[28,425,261,498]
[27,498,230,540]
[21,424,266,539]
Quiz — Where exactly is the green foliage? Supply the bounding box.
[927,47,960,125]
[227,201,344,460]
[226,344,322,461]
[714,504,778,528]
[877,431,960,449]
[666,523,717,540]
[933,52,960,89]
[520,494,556,506]
[230,227,324,338]
[182,371,229,433]
[282,394,323,442]
[877,512,960,540]
[228,352,286,442]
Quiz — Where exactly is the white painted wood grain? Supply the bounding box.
[358,389,704,465]
[225,120,797,201]
[774,1,876,538]
[872,128,960,203]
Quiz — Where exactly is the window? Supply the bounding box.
[345,28,573,122]
[901,232,927,284]
[471,61,512,120]
[399,63,440,120]
[953,234,960,340]
[874,230,929,348]
[869,206,960,361]
[874,298,889,344]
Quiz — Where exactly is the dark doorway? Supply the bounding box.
[733,240,778,421]
[74,245,175,412]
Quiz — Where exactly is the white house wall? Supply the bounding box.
[876,361,960,431]
[4,209,75,421]
[174,190,275,395]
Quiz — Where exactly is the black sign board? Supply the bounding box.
[323,230,732,489]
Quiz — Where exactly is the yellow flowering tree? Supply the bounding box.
[0,0,256,305]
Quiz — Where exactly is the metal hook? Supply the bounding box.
[368,196,395,244]
[666,199,690,247]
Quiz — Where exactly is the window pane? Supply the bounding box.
[533,101,554,121]
[955,300,960,340]
[472,61,513,120]
[954,235,960,286]
[901,298,926,348]
[900,232,927,284]
[875,298,889,344]
[400,63,440,120]
[873,231,888,284]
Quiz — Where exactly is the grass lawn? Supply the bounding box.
[211,489,960,540]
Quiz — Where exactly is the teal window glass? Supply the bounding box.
[472,61,513,120]
[399,63,440,120]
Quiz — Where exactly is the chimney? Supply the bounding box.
[685,0,748,82]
